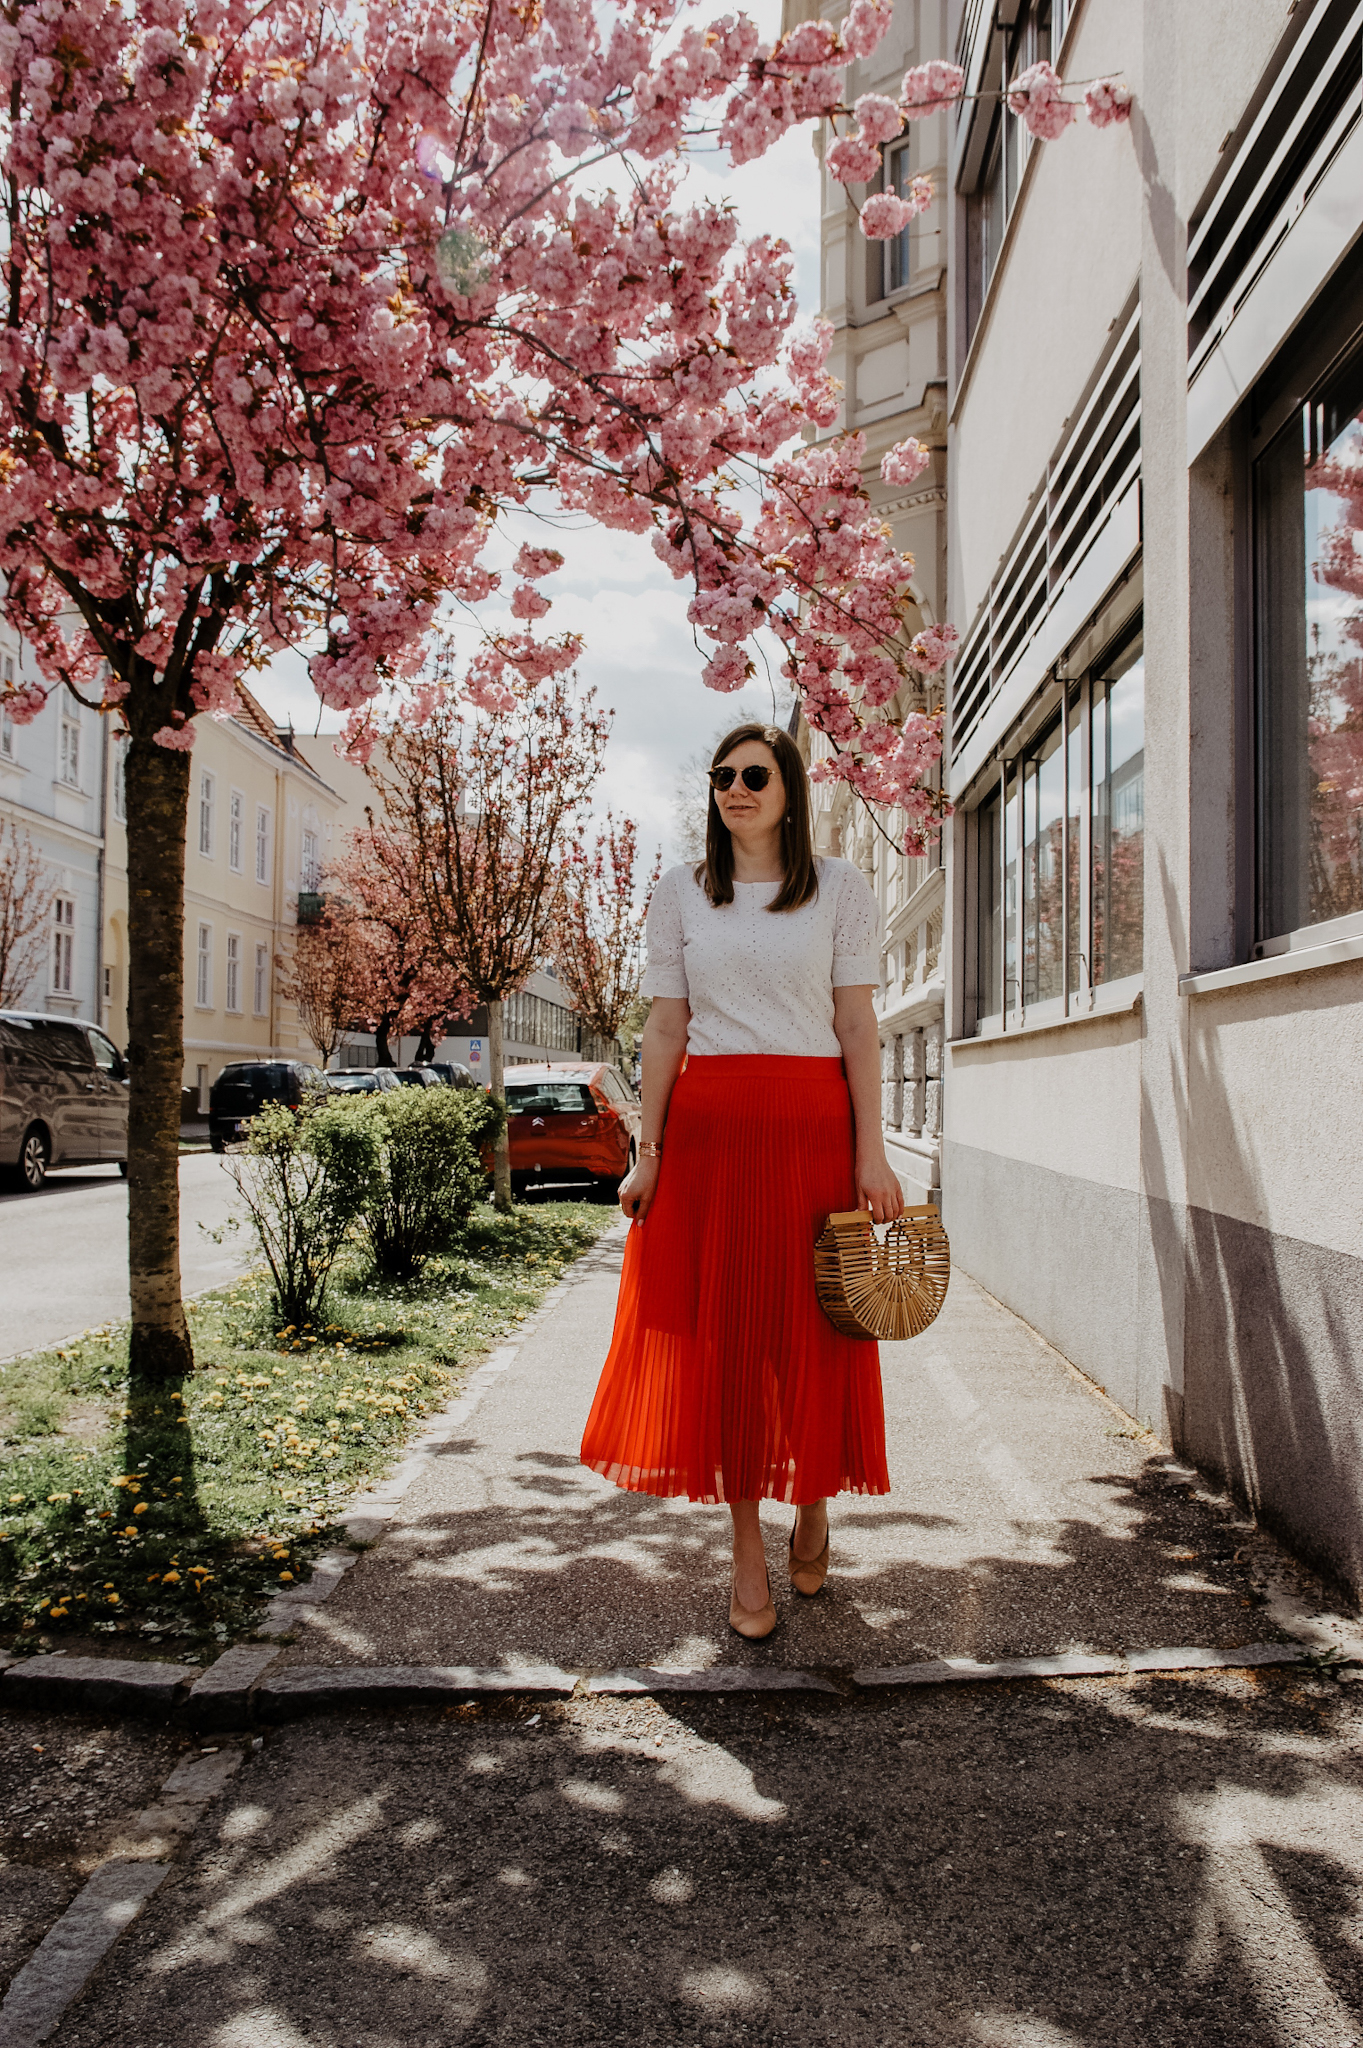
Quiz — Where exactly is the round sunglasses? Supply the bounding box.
[708,763,774,793]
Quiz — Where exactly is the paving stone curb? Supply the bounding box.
[254,1663,580,1719]
[0,1745,247,2047]
[586,1667,840,1695]
[1,1654,196,1717]
[850,1641,1308,1688]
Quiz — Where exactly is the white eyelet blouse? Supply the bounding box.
[639,858,881,1060]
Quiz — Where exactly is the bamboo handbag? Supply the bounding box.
[814,1205,951,1342]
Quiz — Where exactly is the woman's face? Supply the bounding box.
[712,738,786,840]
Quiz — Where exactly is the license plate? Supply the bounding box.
[233,1121,246,1135]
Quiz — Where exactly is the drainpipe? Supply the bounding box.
[95,713,108,1028]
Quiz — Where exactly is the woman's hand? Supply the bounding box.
[856,1148,906,1225]
[619,1152,661,1224]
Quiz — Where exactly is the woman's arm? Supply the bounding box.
[832,984,906,1225]
[618,996,690,1223]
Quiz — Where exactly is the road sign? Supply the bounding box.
[469,1038,482,1065]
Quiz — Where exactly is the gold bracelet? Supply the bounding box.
[638,1139,663,1158]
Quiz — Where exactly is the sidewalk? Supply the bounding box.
[273,1224,1300,1677]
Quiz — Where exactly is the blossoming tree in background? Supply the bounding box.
[0,820,56,1009]
[0,0,1130,1373]
[363,658,611,1212]
[327,827,472,1068]
[552,816,661,1054]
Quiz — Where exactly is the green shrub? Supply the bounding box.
[356,1086,504,1281]
[231,1102,382,1325]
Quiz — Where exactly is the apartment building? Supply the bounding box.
[942,0,1363,1593]
[782,0,954,1208]
[0,640,107,1025]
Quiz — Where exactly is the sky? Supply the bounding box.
[259,0,823,871]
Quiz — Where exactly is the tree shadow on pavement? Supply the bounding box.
[53,1666,1363,2048]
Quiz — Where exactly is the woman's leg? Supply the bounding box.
[793,1497,828,1561]
[729,1499,769,1611]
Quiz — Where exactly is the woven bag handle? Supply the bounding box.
[824,1205,940,1227]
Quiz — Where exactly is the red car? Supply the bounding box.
[502,1062,641,1200]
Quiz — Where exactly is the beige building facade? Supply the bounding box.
[782,0,953,1208]
[942,0,1363,1594]
[100,689,353,1111]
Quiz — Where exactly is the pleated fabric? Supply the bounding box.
[580,1055,889,1503]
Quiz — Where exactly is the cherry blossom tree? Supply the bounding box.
[0,0,1131,1375]
[363,657,610,1210]
[274,905,361,1070]
[0,819,55,1006]
[328,825,472,1067]
[552,815,661,1050]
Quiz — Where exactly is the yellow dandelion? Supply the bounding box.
[106,1592,120,1605]
[133,1502,149,1516]
[161,1571,181,1585]
[278,1570,294,1582]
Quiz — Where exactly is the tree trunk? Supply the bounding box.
[488,994,512,1212]
[375,1017,395,1066]
[125,737,194,1380]
[414,1017,437,1064]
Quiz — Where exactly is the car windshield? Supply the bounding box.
[506,1081,597,1116]
[219,1064,286,1089]
[328,1074,374,1091]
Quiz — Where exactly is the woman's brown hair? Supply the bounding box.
[697,722,819,912]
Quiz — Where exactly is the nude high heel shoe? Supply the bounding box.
[788,1516,830,1597]
[729,1565,777,1640]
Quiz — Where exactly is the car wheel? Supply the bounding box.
[18,1124,50,1193]
[210,1136,226,1155]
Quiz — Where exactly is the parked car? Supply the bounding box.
[326,1069,402,1096]
[208,1060,328,1151]
[415,1062,476,1090]
[501,1062,641,1200]
[0,1010,129,1191]
[394,1066,445,1088]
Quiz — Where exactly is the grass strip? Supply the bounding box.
[0,1202,616,1660]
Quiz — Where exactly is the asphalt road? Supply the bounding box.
[24,1668,1363,2048]
[0,1153,251,1357]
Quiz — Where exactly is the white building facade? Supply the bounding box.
[942,0,1363,1595]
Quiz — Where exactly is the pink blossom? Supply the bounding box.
[152,724,196,751]
[1,682,47,723]
[1007,61,1077,141]
[1085,78,1133,128]
[511,583,552,621]
[841,0,892,61]
[513,544,565,579]
[702,646,750,693]
[881,438,930,487]
[827,134,883,186]
[852,94,903,145]
[860,191,918,240]
[908,623,960,673]
[900,61,965,117]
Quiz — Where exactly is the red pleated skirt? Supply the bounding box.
[580,1055,889,1503]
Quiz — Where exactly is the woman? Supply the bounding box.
[579,721,904,1639]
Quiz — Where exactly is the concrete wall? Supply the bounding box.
[943,0,1363,1594]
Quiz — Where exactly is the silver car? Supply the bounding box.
[0,1010,129,1191]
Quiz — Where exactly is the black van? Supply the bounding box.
[208,1060,328,1151]
[0,1010,130,1191]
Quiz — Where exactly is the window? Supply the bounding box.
[228,789,243,873]
[52,896,75,993]
[196,923,213,1007]
[59,707,80,788]
[225,932,241,1013]
[1,656,13,758]
[974,622,1143,1026]
[254,942,269,1016]
[255,804,271,884]
[198,771,215,857]
[88,1028,120,1072]
[112,733,127,821]
[301,828,319,891]
[880,136,928,298]
[1253,322,1363,944]
[962,0,1064,349]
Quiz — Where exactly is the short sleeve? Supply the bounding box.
[639,869,690,1000]
[831,864,881,986]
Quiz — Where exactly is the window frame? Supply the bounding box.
[228,788,244,873]
[112,732,127,821]
[255,803,271,885]
[1247,279,1363,958]
[58,705,81,789]
[51,894,76,995]
[1,656,14,759]
[225,931,242,1014]
[196,921,213,1009]
[966,615,1144,1036]
[254,941,270,1017]
[198,771,215,859]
